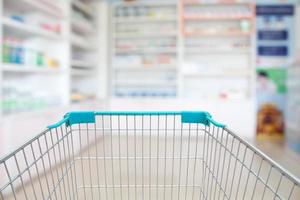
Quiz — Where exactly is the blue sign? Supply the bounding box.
[258,30,288,41]
[258,46,288,56]
[256,5,294,16]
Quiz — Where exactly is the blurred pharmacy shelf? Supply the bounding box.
[286,57,300,151]
[69,0,107,104]
[0,0,108,118]
[72,0,94,17]
[110,0,256,100]
[107,0,257,137]
[288,3,300,139]
[111,1,179,98]
[180,0,256,100]
[4,0,65,19]
[0,0,70,119]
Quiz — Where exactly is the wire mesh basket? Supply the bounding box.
[0,111,299,200]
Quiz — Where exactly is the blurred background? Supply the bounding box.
[0,0,299,164]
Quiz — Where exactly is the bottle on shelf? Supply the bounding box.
[2,37,10,63]
[36,52,44,67]
[9,37,17,64]
[15,39,24,65]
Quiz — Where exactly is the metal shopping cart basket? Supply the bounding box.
[1,111,300,200]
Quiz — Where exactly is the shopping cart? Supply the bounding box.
[0,111,299,200]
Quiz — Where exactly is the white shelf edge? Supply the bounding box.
[71,34,95,50]
[183,70,253,77]
[184,47,251,54]
[114,32,178,38]
[114,65,177,70]
[72,0,94,17]
[115,48,177,54]
[71,60,96,68]
[2,63,63,73]
[114,80,177,86]
[71,68,95,76]
[71,19,93,33]
[183,15,253,21]
[113,1,177,7]
[183,1,253,5]
[2,17,63,40]
[114,16,177,23]
[15,0,65,19]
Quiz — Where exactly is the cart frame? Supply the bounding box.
[0,111,299,200]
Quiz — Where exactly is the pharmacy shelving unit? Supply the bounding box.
[286,60,300,150]
[0,0,70,118]
[286,4,300,151]
[70,0,99,103]
[111,1,180,98]
[0,0,108,118]
[180,0,256,100]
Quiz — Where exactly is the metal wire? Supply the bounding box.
[0,114,300,200]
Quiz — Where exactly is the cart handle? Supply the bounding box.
[47,111,226,129]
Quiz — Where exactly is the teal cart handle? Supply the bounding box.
[48,111,226,129]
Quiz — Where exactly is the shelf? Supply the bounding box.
[183,70,252,77]
[185,31,251,37]
[185,47,250,54]
[71,68,94,76]
[0,0,82,118]
[183,1,254,5]
[114,80,176,86]
[115,47,177,54]
[2,18,63,40]
[113,1,177,7]
[184,15,253,20]
[71,34,95,50]
[114,64,177,70]
[109,1,254,100]
[71,40,92,50]
[4,0,65,19]
[71,19,93,33]
[71,60,96,68]
[72,0,94,17]
[2,63,62,73]
[114,16,177,23]
[114,32,178,38]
